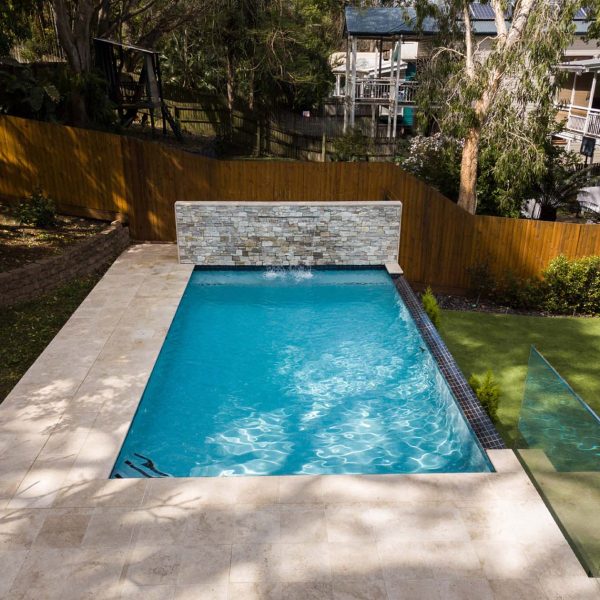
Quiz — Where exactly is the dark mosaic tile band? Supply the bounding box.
[392,275,506,450]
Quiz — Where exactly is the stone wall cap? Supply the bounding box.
[175,200,402,207]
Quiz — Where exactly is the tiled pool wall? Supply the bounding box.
[392,275,505,450]
[175,201,402,266]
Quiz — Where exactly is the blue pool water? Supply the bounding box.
[112,269,492,477]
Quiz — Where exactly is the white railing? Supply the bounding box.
[586,111,600,136]
[333,79,418,104]
[356,78,393,100]
[567,113,587,133]
[561,104,600,137]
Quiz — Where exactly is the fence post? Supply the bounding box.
[321,133,327,162]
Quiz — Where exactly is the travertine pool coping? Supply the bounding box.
[0,244,598,599]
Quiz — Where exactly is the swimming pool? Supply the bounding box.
[111,269,492,477]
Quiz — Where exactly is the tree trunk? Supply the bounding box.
[458,128,481,214]
[225,54,235,112]
[51,0,96,126]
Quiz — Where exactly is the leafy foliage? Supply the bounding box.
[330,129,373,162]
[0,1,35,56]
[422,286,442,329]
[15,190,57,228]
[466,260,497,304]
[0,68,60,121]
[543,255,600,315]
[468,370,500,421]
[528,145,600,221]
[400,134,462,201]
[160,0,340,111]
[413,0,582,213]
[466,255,600,315]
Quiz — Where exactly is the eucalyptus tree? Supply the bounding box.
[414,0,582,214]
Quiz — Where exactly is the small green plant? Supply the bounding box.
[469,370,500,421]
[466,259,496,304]
[15,189,57,228]
[422,286,441,329]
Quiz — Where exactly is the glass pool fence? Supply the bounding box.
[515,346,600,577]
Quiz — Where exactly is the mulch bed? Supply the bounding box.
[435,293,582,318]
[0,203,106,273]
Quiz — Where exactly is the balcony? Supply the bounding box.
[558,104,600,138]
[333,79,418,105]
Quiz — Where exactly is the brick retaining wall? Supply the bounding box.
[0,222,130,307]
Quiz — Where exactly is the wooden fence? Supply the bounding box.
[1,115,599,293]
[161,101,399,162]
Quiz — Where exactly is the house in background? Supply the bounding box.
[333,4,595,144]
[331,7,435,138]
[556,58,600,159]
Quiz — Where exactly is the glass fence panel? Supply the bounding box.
[515,346,600,577]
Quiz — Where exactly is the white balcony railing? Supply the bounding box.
[562,104,600,138]
[333,79,418,104]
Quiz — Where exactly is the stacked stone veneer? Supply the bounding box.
[175,201,402,266]
[0,222,130,307]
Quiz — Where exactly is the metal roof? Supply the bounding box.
[469,2,587,20]
[344,7,437,39]
[345,4,590,39]
[558,57,600,74]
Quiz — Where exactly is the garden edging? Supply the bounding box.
[0,221,130,307]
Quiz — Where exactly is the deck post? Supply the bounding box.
[568,72,577,121]
[387,38,395,138]
[350,35,358,129]
[392,36,403,139]
[584,72,597,135]
[343,36,351,133]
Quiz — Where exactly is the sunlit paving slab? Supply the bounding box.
[0,245,598,599]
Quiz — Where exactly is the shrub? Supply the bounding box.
[465,255,600,315]
[0,68,59,121]
[466,260,496,303]
[468,370,500,421]
[494,271,545,310]
[422,286,441,329]
[542,255,600,315]
[14,189,57,228]
[331,128,373,162]
[400,133,462,201]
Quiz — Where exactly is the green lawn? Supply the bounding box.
[0,276,101,403]
[440,310,600,443]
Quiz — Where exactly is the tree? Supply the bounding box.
[414,0,581,214]
[160,0,341,112]
[0,1,36,56]
[48,0,203,123]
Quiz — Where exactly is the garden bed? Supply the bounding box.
[438,293,557,317]
[0,202,106,273]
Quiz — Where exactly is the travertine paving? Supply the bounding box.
[1,244,598,599]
